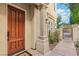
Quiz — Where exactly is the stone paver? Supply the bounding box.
[26,38,77,56]
[45,38,77,56]
[27,38,77,56]
[27,49,43,56]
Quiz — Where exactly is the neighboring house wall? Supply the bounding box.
[47,16,55,33]
[47,4,56,18]
[47,3,57,28]
[72,24,79,43]
[47,4,57,34]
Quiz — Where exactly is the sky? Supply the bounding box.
[56,3,70,24]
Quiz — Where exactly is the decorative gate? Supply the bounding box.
[63,27,73,39]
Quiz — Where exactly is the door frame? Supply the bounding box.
[7,4,26,55]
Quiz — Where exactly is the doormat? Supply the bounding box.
[16,51,32,56]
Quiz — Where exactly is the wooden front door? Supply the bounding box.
[8,5,25,55]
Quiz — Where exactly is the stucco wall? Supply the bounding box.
[0,4,7,55]
[31,7,40,49]
[47,4,57,19]
[12,3,28,10]
[47,3,57,31]
[72,25,79,43]
[47,17,55,33]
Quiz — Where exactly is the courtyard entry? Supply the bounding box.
[7,5,25,55]
[63,27,72,40]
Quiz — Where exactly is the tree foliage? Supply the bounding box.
[57,15,61,28]
[69,3,79,24]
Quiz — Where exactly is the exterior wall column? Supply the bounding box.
[36,5,49,54]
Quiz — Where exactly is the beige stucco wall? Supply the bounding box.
[47,4,57,29]
[0,4,7,55]
[72,25,79,43]
[47,4,56,18]
[47,17,55,33]
[32,7,40,49]
[47,3,57,34]
[12,3,28,10]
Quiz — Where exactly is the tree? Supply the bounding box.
[57,15,61,28]
[69,3,79,24]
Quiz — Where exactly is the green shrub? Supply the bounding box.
[75,41,79,48]
[48,30,59,44]
[48,32,54,44]
[54,31,59,42]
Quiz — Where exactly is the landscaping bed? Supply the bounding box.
[49,43,58,50]
[75,41,79,56]
[48,30,60,50]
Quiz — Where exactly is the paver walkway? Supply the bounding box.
[21,30,77,56]
[45,38,77,56]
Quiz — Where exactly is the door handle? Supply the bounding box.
[7,32,9,41]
